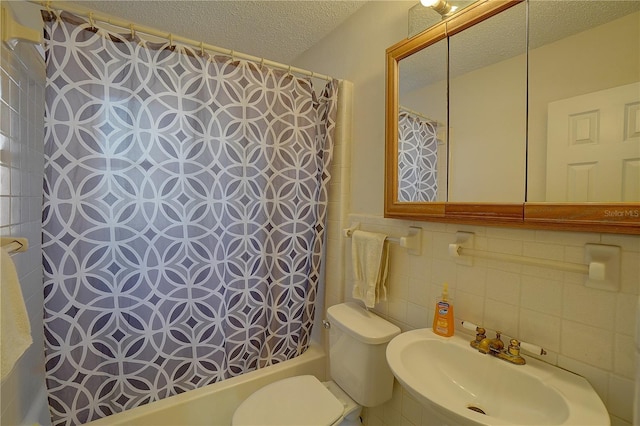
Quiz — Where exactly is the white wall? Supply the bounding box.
[294,2,639,425]
[0,39,50,425]
[295,1,417,217]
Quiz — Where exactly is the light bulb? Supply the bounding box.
[421,0,454,17]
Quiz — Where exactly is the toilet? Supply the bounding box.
[232,302,401,426]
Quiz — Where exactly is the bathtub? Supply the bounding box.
[85,344,326,426]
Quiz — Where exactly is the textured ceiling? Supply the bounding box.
[63,0,369,64]
[401,0,640,92]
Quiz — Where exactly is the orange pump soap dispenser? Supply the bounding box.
[432,283,454,337]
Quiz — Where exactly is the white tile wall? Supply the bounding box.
[0,41,49,425]
[326,214,640,426]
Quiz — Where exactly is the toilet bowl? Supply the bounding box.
[231,302,400,426]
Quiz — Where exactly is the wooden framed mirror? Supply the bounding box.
[385,0,640,234]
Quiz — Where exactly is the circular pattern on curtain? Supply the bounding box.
[398,111,439,202]
[42,11,337,425]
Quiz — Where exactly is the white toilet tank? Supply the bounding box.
[326,302,401,407]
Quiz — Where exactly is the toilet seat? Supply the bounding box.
[232,375,345,426]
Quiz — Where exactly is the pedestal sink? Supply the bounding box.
[386,328,610,425]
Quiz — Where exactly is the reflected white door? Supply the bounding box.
[546,82,640,202]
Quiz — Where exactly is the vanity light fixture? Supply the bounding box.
[420,0,457,17]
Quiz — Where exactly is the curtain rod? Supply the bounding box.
[399,105,441,125]
[33,0,334,82]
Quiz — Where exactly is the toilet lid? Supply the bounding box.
[232,375,344,426]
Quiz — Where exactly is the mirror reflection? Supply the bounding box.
[398,39,448,202]
[527,1,640,202]
[398,0,639,205]
[448,3,526,202]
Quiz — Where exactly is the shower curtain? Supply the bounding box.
[41,11,337,426]
[397,111,438,202]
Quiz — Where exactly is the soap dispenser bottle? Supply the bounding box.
[432,283,454,337]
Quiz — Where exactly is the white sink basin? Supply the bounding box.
[386,328,610,426]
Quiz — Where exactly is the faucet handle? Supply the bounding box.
[461,321,486,339]
[520,341,547,356]
[462,321,486,349]
[461,320,480,332]
[476,327,486,338]
[508,339,521,356]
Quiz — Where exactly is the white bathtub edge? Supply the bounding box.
[85,343,326,426]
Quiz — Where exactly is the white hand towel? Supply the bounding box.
[351,230,389,308]
[1,247,32,381]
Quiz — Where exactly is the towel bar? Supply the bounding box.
[343,223,422,255]
[0,237,28,253]
[448,231,620,291]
